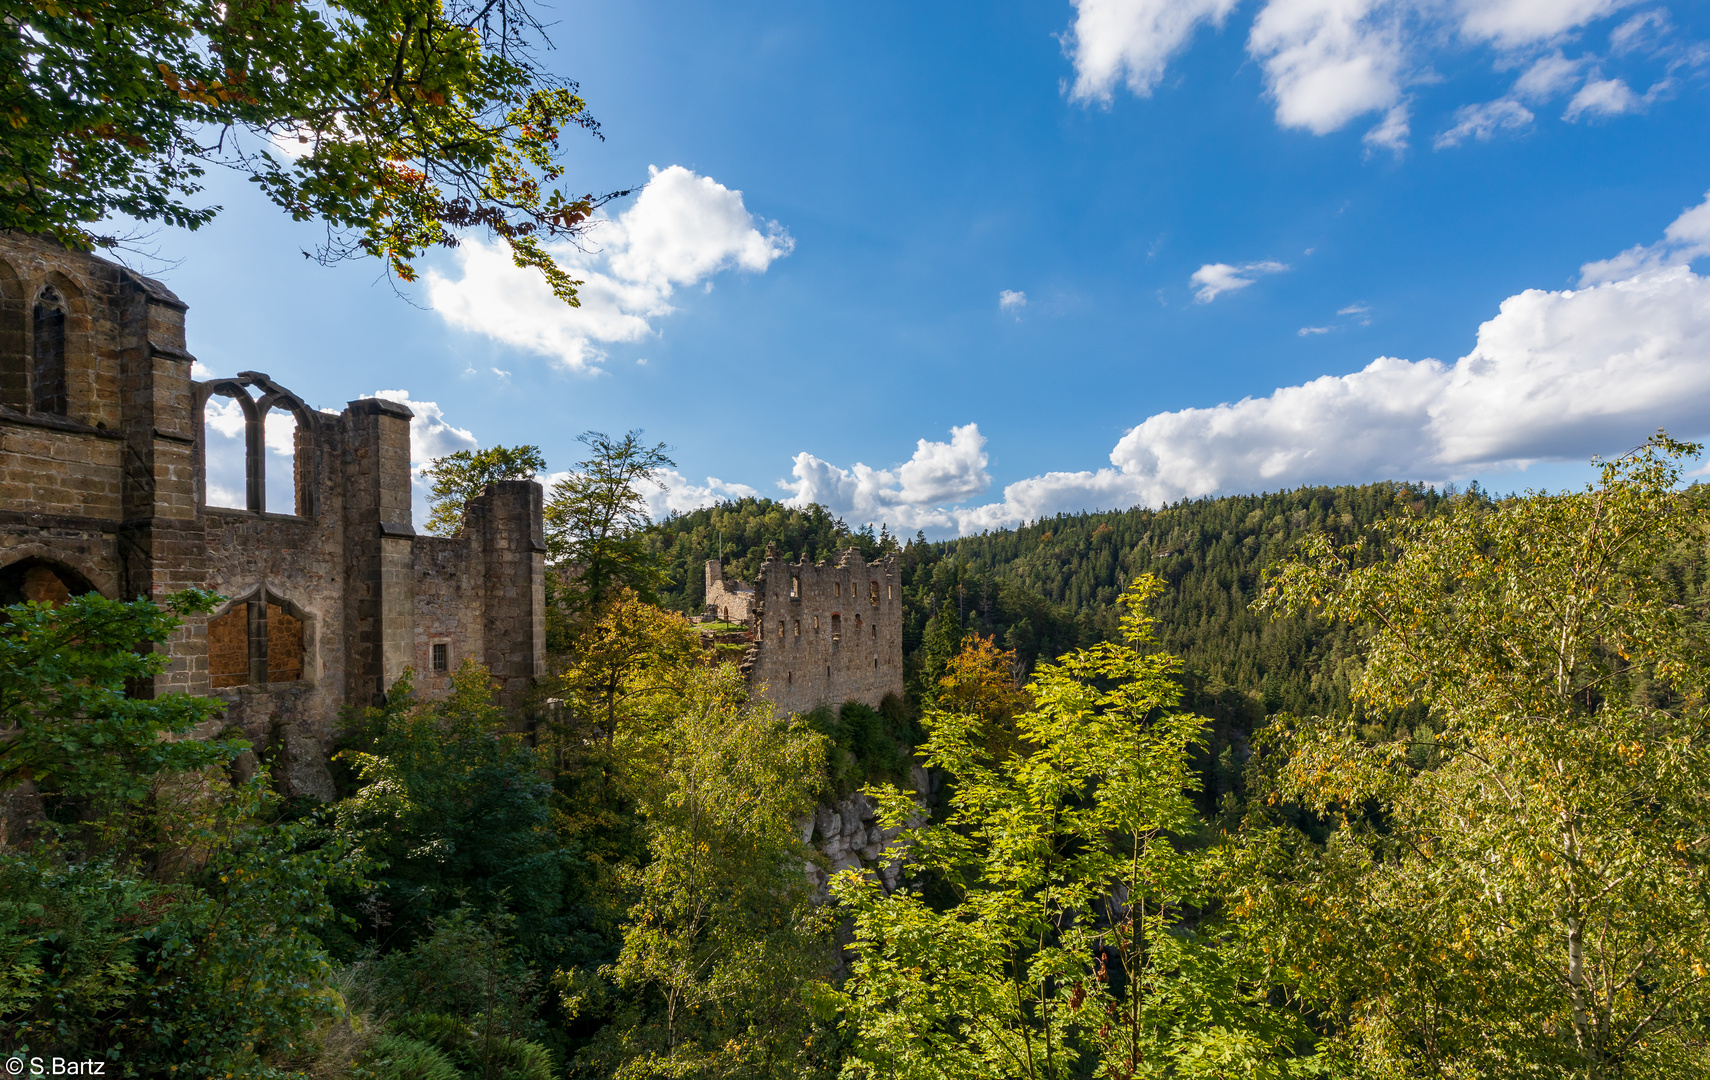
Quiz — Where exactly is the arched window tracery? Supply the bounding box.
[195,373,316,517]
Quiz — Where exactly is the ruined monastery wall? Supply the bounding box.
[0,232,546,801]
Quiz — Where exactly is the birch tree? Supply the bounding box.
[1248,435,1710,1077]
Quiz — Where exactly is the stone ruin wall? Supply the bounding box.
[702,559,755,622]
[746,548,905,717]
[0,232,546,805]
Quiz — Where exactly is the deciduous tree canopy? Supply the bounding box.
[7,0,621,300]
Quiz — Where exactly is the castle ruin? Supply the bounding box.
[708,547,904,716]
[0,233,545,799]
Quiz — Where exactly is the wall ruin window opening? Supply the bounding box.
[855,614,862,633]
[432,643,449,672]
[0,261,24,410]
[793,619,800,637]
[264,406,301,516]
[0,558,96,607]
[813,615,819,631]
[198,374,316,517]
[31,287,67,416]
[833,581,840,597]
[869,581,878,603]
[888,584,893,599]
[790,576,799,599]
[208,590,306,689]
[202,393,250,510]
[831,613,841,642]
[778,620,785,638]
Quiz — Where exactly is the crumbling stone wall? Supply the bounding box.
[703,559,755,622]
[744,547,905,716]
[0,233,546,801]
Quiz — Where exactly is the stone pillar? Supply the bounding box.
[115,274,209,697]
[478,479,545,708]
[343,397,417,704]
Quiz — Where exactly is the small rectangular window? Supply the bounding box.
[432,643,449,672]
[888,584,893,599]
[779,620,785,638]
[833,581,840,597]
[813,615,820,630]
[870,581,878,603]
[790,576,800,598]
[793,619,800,636]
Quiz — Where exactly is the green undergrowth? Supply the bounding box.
[804,694,920,798]
[696,620,750,634]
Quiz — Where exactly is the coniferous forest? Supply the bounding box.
[644,482,1458,814]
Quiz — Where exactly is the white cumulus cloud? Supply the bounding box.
[425,165,792,373]
[999,289,1028,311]
[776,424,992,533]
[1578,188,1710,285]
[1363,103,1412,153]
[1512,51,1589,102]
[1609,8,1671,54]
[1190,260,1289,302]
[1063,0,1659,143]
[640,471,762,519]
[1247,0,1407,135]
[1563,72,1673,121]
[756,204,1710,537]
[1454,0,1635,49]
[1065,0,1242,102]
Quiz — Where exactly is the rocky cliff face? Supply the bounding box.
[800,765,939,899]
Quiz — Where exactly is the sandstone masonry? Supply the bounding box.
[708,546,904,715]
[0,233,545,798]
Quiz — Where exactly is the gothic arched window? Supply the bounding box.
[208,591,307,688]
[32,286,67,416]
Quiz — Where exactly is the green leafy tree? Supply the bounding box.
[0,592,357,1074]
[545,430,675,615]
[0,590,228,819]
[9,0,623,299]
[569,664,837,1079]
[1246,435,1710,1077]
[553,589,703,751]
[344,908,555,1080]
[335,661,567,954]
[835,577,1316,1079]
[422,444,547,536]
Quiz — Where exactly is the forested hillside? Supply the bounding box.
[646,482,1451,722]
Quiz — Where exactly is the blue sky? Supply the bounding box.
[171,0,1710,534]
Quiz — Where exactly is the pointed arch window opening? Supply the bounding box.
[31,286,67,417]
[196,373,315,518]
[209,589,307,689]
[264,405,301,515]
[202,393,250,510]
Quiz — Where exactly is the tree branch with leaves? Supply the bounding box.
[7,0,626,300]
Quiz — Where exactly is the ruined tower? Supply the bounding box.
[707,547,904,716]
